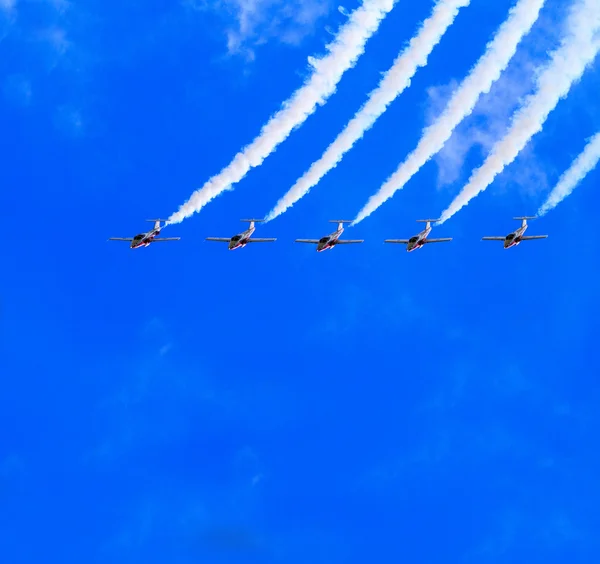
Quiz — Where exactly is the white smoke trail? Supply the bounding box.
[352,0,546,225]
[538,132,600,215]
[265,0,470,221]
[439,0,600,223]
[167,0,395,225]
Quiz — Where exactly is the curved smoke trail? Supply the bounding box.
[538,132,600,216]
[439,0,600,223]
[266,0,471,222]
[167,0,396,225]
[352,0,546,225]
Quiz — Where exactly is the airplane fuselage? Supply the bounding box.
[317,228,343,252]
[131,228,161,248]
[109,220,179,249]
[503,224,528,249]
[228,226,255,250]
[407,226,432,252]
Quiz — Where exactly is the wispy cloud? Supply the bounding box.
[0,0,16,14]
[2,0,74,68]
[2,1,95,137]
[426,4,566,192]
[0,0,17,39]
[37,25,71,56]
[440,0,600,223]
[186,0,332,59]
[426,64,550,197]
[47,0,70,13]
[3,74,32,106]
[427,69,529,187]
[53,104,84,136]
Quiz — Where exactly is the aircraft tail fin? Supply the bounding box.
[146,219,168,229]
[416,219,440,229]
[329,219,352,230]
[241,219,264,228]
[513,216,537,227]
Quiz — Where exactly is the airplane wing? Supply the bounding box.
[384,239,410,244]
[295,239,320,244]
[424,238,452,243]
[520,235,548,240]
[205,238,231,242]
[150,237,180,242]
[247,238,277,243]
[334,239,364,244]
[481,237,505,241]
[109,238,134,241]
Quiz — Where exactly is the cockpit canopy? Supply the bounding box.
[506,233,515,240]
[409,236,419,243]
[319,237,329,244]
[133,234,144,241]
[231,235,242,242]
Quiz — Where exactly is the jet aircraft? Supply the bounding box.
[205,219,276,250]
[109,219,180,249]
[295,220,364,252]
[384,219,452,251]
[482,217,548,249]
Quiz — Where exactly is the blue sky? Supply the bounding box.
[1,0,599,562]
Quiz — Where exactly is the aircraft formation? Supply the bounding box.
[107,1,596,253]
[109,217,548,252]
